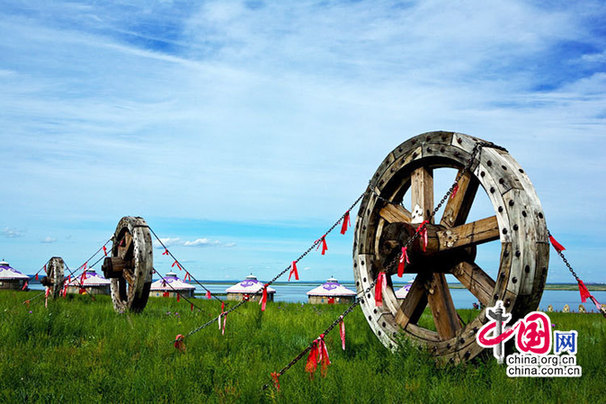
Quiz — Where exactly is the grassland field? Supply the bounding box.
[1,291,604,403]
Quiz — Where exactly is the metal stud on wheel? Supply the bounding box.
[102,216,153,313]
[353,131,549,363]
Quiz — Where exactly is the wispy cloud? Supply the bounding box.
[153,238,181,249]
[41,236,56,243]
[2,227,24,238]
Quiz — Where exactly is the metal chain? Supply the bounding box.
[180,191,368,340]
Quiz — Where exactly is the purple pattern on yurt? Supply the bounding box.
[322,283,338,291]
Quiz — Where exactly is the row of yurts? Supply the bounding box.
[0,260,412,304]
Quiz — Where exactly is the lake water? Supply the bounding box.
[26,280,605,313]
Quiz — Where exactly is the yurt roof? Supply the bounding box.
[225,274,275,294]
[306,278,356,297]
[0,261,29,280]
[68,269,110,287]
[395,284,412,299]
[150,272,195,291]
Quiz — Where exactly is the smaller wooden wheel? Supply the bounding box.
[102,216,153,313]
[45,257,65,298]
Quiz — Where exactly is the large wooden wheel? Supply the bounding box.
[102,216,153,313]
[46,257,65,298]
[353,131,549,363]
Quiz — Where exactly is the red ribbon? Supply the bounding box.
[397,246,410,277]
[219,302,227,334]
[22,281,28,291]
[260,284,268,311]
[206,290,211,299]
[289,261,299,281]
[35,273,39,281]
[45,289,49,308]
[339,317,346,351]
[44,264,47,274]
[451,183,459,199]
[103,246,107,256]
[316,236,328,255]
[375,272,386,307]
[174,334,185,351]
[171,260,182,270]
[221,302,225,313]
[317,334,330,377]
[578,279,592,303]
[416,220,429,252]
[177,293,180,302]
[340,211,351,235]
[305,340,319,377]
[184,272,191,282]
[271,372,280,391]
[190,303,194,312]
[162,249,169,256]
[549,234,565,253]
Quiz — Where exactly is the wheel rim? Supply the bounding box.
[353,131,549,363]
[47,257,65,298]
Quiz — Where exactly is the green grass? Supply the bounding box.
[1,291,604,403]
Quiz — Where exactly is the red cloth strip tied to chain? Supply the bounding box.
[171,260,182,270]
[22,281,28,291]
[206,290,211,299]
[340,210,351,235]
[289,261,299,281]
[316,236,328,255]
[305,336,331,378]
[451,183,459,199]
[339,316,346,351]
[162,248,169,256]
[190,303,194,312]
[577,279,604,313]
[416,220,429,252]
[176,293,180,302]
[317,334,331,377]
[375,272,386,307]
[549,234,565,253]
[103,246,107,256]
[271,372,280,391]
[174,334,186,352]
[260,284,269,311]
[35,273,39,281]
[397,246,410,278]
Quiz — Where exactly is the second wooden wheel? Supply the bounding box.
[46,257,65,298]
[353,131,549,363]
[102,216,153,313]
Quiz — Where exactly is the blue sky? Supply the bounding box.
[0,0,604,283]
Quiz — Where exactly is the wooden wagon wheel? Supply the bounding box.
[45,257,65,298]
[102,216,153,313]
[353,131,549,363]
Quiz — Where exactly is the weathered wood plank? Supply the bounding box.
[437,216,499,250]
[451,261,495,307]
[379,204,412,224]
[427,273,461,340]
[440,170,479,228]
[395,275,428,329]
[410,167,434,224]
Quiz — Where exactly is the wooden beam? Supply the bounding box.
[427,273,461,340]
[451,261,495,307]
[440,170,479,228]
[410,167,434,224]
[437,216,499,251]
[395,275,428,328]
[379,204,412,224]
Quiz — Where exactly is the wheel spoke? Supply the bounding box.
[395,275,428,329]
[440,170,479,228]
[436,216,499,251]
[427,273,461,339]
[379,204,412,224]
[410,167,434,223]
[452,261,495,307]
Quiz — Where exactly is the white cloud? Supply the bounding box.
[41,236,56,243]
[184,238,220,247]
[2,227,24,238]
[153,237,181,249]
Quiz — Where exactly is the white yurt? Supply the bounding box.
[66,269,111,295]
[395,283,412,300]
[150,272,195,298]
[225,274,275,302]
[307,277,356,304]
[0,260,29,290]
